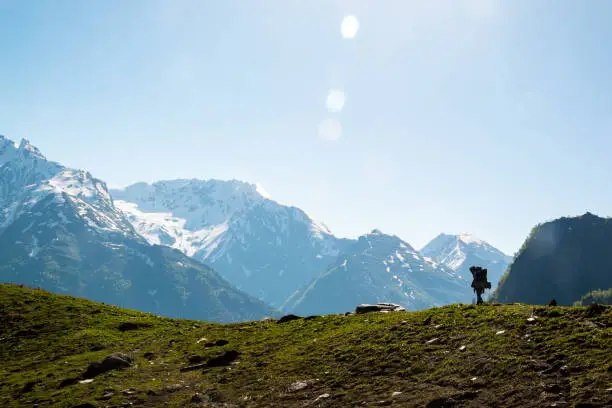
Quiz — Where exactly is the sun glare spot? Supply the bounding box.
[318,119,342,142]
[341,15,359,39]
[326,89,345,113]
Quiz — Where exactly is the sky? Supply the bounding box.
[1,0,612,255]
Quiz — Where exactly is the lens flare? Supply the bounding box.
[341,15,359,39]
[326,89,345,113]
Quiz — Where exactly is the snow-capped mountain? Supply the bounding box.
[0,135,274,322]
[0,135,137,238]
[111,181,352,307]
[282,229,472,315]
[420,233,512,292]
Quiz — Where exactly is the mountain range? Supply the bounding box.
[110,180,353,307]
[0,135,274,322]
[283,229,471,315]
[1,134,516,319]
[111,184,512,311]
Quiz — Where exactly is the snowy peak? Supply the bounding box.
[284,229,470,315]
[0,136,48,164]
[421,233,509,268]
[111,179,336,246]
[18,138,46,160]
[0,135,136,237]
[111,179,273,231]
[111,178,349,306]
[420,232,512,290]
[457,232,485,246]
[254,183,272,199]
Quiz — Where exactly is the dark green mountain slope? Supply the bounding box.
[493,212,612,306]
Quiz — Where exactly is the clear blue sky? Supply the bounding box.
[2,0,612,255]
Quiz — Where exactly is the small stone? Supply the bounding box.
[314,393,330,402]
[196,337,207,344]
[289,380,313,392]
[471,377,478,381]
[426,338,439,344]
[434,324,443,329]
[100,392,114,400]
[121,389,137,395]
[496,330,506,335]
[79,379,94,384]
[527,317,537,323]
[180,363,208,373]
[459,345,467,351]
[165,384,182,393]
[391,391,403,397]
[582,321,600,329]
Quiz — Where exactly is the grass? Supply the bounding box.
[1,283,611,407]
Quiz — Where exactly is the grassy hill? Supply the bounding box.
[0,284,610,408]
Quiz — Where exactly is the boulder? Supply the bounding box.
[586,303,604,317]
[206,350,240,367]
[278,314,302,324]
[83,353,133,379]
[355,303,406,314]
[118,322,151,332]
[203,339,229,347]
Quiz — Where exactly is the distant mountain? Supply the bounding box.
[420,233,512,292]
[111,181,352,307]
[282,229,472,315]
[491,212,612,305]
[0,135,274,322]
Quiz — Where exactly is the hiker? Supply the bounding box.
[470,266,492,305]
